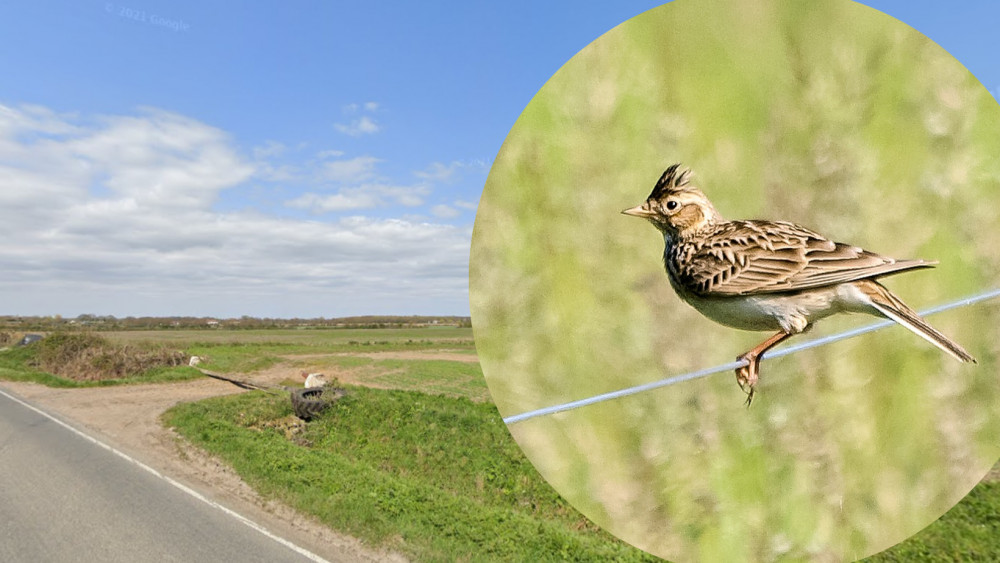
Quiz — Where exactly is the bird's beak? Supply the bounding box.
[621,203,652,218]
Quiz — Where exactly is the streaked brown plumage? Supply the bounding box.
[623,164,975,405]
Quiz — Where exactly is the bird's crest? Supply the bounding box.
[649,163,693,200]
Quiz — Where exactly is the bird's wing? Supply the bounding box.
[671,220,934,296]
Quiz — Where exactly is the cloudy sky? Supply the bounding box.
[0,1,997,318]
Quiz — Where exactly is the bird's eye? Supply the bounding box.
[665,200,679,211]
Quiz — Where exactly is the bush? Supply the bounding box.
[32,332,187,381]
[0,331,22,347]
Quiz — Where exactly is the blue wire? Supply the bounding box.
[502,287,1000,424]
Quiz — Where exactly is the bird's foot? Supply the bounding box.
[735,355,759,407]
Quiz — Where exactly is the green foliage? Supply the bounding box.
[0,333,200,386]
[867,482,1000,561]
[164,388,658,562]
[470,0,1000,560]
[0,346,82,387]
[32,332,188,381]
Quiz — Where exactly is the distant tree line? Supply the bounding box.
[0,314,472,331]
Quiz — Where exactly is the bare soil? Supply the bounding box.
[241,350,480,394]
[250,359,394,391]
[0,376,407,563]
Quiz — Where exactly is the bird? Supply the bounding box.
[622,164,975,405]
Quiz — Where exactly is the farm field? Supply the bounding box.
[0,327,998,561]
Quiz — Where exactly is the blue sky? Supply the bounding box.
[0,1,997,318]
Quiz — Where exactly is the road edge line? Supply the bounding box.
[0,385,331,563]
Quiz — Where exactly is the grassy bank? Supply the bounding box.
[866,481,1000,562]
[165,384,1000,562]
[164,386,658,562]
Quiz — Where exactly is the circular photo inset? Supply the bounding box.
[470,0,1000,560]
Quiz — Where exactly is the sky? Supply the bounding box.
[0,1,997,318]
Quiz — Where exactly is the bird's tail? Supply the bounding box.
[860,281,976,363]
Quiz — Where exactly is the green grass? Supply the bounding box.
[373,359,487,400]
[866,482,1000,561]
[185,343,287,374]
[301,356,489,401]
[128,327,477,374]
[0,346,81,387]
[164,387,658,562]
[104,327,474,348]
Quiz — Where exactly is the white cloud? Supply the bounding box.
[316,148,345,159]
[334,115,380,136]
[415,161,461,182]
[453,199,479,211]
[0,103,470,317]
[335,101,381,136]
[251,141,312,182]
[342,101,379,114]
[320,154,381,183]
[255,162,300,183]
[252,140,286,159]
[0,103,81,137]
[286,191,377,212]
[414,158,491,183]
[66,108,254,208]
[286,183,429,213]
[430,204,460,219]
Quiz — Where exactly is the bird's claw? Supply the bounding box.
[735,360,758,407]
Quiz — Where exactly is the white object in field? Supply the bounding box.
[301,371,327,388]
[189,356,202,366]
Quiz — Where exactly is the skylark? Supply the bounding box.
[623,164,975,404]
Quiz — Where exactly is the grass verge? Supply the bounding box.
[865,481,1000,561]
[165,383,1000,561]
[164,386,658,562]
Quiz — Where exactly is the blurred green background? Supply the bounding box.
[470,0,1000,561]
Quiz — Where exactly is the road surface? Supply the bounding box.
[0,387,330,563]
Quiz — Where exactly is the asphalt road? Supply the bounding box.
[0,388,328,563]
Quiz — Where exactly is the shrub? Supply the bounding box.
[32,332,187,381]
[0,331,23,346]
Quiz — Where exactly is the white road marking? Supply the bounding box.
[0,386,331,563]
